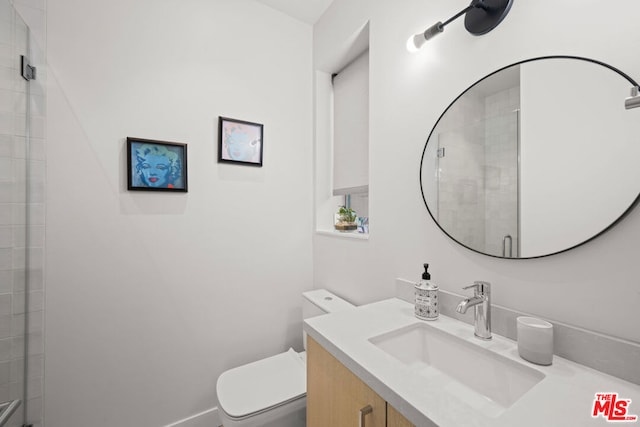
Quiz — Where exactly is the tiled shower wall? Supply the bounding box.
[434,83,520,258]
[0,0,46,425]
[435,93,487,251]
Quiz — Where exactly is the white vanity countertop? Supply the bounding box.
[303,298,640,427]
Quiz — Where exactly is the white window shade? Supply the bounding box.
[332,50,369,195]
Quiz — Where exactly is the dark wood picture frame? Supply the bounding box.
[218,116,264,167]
[127,137,188,192]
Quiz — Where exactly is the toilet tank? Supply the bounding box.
[302,289,355,350]
[303,289,355,319]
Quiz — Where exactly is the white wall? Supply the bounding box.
[313,0,640,346]
[520,59,640,257]
[45,1,313,426]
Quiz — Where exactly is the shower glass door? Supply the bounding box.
[0,0,35,426]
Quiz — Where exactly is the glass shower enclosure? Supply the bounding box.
[0,0,44,426]
[435,109,520,258]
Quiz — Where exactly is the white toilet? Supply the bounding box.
[216,289,355,427]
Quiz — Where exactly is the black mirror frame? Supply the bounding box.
[419,55,640,259]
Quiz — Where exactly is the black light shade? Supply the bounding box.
[465,0,513,35]
[408,0,513,52]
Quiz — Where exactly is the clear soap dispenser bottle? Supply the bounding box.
[415,263,439,320]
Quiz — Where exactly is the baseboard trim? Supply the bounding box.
[164,407,221,427]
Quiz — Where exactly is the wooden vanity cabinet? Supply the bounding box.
[307,336,415,427]
[387,405,415,427]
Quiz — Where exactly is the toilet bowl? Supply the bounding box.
[216,289,355,427]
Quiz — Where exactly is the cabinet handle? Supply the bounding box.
[359,404,373,427]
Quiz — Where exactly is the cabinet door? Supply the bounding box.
[307,336,386,427]
[387,404,415,427]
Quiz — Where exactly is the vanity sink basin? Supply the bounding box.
[369,322,545,417]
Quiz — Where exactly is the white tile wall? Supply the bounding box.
[431,81,520,257]
[434,93,487,251]
[0,135,12,157]
[0,271,10,293]
[0,248,11,269]
[483,87,519,257]
[0,338,10,360]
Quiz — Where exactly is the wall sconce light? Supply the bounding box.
[625,87,640,109]
[407,0,513,52]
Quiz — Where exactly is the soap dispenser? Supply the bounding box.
[415,263,439,320]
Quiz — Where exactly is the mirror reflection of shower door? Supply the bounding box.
[436,110,520,257]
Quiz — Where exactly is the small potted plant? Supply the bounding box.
[335,206,357,232]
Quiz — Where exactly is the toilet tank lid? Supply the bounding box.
[302,289,355,313]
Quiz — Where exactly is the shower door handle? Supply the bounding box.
[358,404,373,427]
[503,235,513,258]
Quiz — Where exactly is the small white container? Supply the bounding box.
[517,316,554,365]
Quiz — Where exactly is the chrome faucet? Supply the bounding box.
[456,281,492,340]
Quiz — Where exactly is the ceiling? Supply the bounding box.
[254,0,335,25]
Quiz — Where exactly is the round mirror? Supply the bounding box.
[420,56,640,259]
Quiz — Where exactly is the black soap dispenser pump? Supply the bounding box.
[415,263,439,320]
